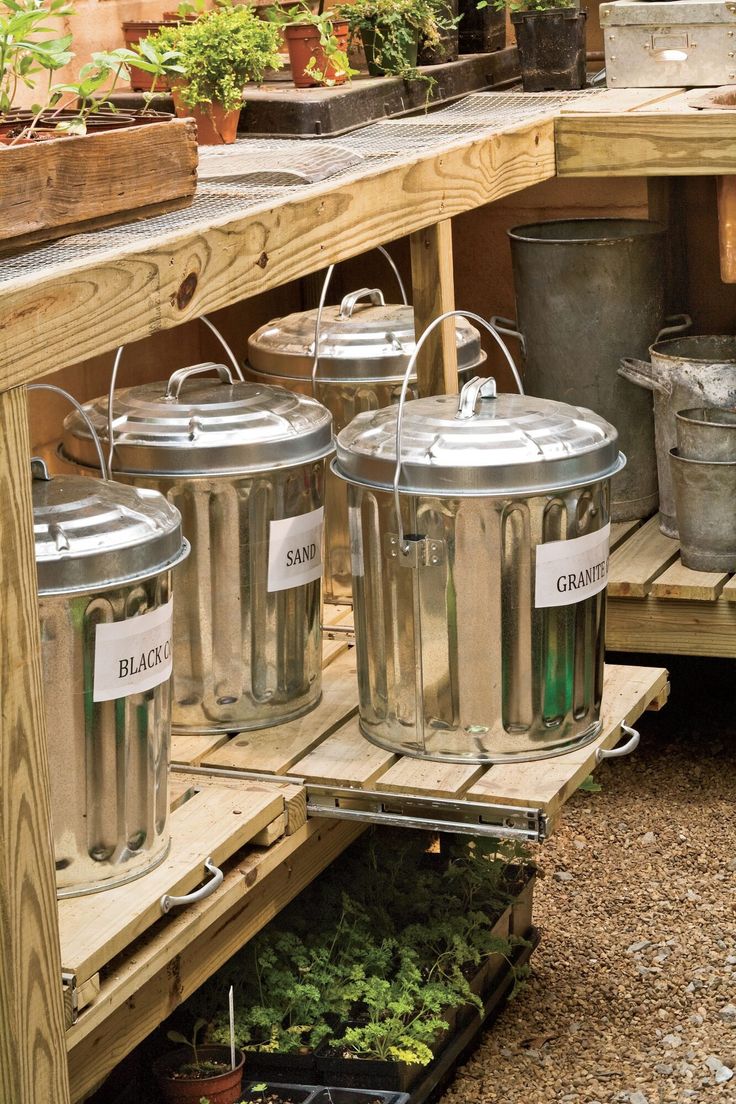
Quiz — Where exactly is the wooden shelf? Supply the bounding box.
[607,516,736,658]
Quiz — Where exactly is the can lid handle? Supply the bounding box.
[456,375,497,419]
[338,288,386,318]
[165,361,235,400]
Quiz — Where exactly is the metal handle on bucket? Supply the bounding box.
[489,315,527,356]
[107,314,243,471]
[392,311,525,555]
[595,721,640,763]
[339,288,386,318]
[656,313,692,341]
[27,383,111,480]
[159,856,224,914]
[311,246,408,397]
[165,362,235,400]
[456,375,497,419]
[618,357,673,397]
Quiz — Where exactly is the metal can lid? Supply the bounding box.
[62,364,334,476]
[33,468,188,595]
[247,291,487,382]
[333,378,625,496]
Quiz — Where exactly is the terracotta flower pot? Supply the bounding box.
[284,19,350,89]
[172,88,241,144]
[122,20,180,91]
[154,1045,245,1104]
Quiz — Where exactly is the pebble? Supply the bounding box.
[690,1014,704,1026]
[628,1093,649,1104]
[662,1034,682,1047]
[640,832,656,846]
[627,940,651,954]
[553,871,574,883]
[719,1004,736,1024]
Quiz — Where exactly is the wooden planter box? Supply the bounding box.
[0,116,198,251]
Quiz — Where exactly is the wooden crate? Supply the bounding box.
[0,117,198,251]
[60,774,304,1031]
[175,609,669,840]
[607,515,736,657]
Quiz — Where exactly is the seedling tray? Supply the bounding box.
[240,1086,410,1104]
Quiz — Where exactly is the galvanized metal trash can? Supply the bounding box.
[34,462,189,897]
[333,374,625,763]
[62,364,334,734]
[247,289,487,603]
[495,219,688,522]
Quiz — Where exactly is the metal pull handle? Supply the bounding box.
[27,383,111,480]
[107,314,244,472]
[165,361,234,400]
[656,313,692,341]
[311,246,408,396]
[393,311,525,555]
[160,857,223,915]
[339,288,386,318]
[489,315,526,357]
[618,356,672,396]
[595,722,640,763]
[456,375,497,419]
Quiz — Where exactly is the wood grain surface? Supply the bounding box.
[0,387,70,1104]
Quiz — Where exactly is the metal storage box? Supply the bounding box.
[334,374,625,764]
[62,364,334,735]
[34,464,188,897]
[600,0,736,87]
[247,289,486,603]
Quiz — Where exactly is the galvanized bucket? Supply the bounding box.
[675,406,736,462]
[247,288,486,604]
[31,387,189,897]
[670,449,736,571]
[492,218,689,522]
[333,311,625,764]
[62,363,334,735]
[619,335,736,537]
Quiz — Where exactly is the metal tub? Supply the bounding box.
[62,364,334,734]
[670,449,736,572]
[675,406,736,462]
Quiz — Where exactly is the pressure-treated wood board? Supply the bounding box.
[557,88,686,114]
[58,781,286,984]
[649,560,729,601]
[0,119,198,250]
[294,716,396,787]
[66,819,363,1104]
[608,515,680,597]
[610,519,643,551]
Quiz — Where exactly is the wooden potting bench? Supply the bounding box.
[1,86,733,1103]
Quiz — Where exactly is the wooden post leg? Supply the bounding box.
[0,387,70,1104]
[410,220,459,397]
[717,177,736,283]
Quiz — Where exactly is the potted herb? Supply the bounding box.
[496,0,586,91]
[149,4,283,143]
[417,0,459,66]
[458,0,505,54]
[336,0,448,78]
[268,2,353,89]
[154,1018,246,1104]
[122,1,203,91]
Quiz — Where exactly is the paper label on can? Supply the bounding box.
[534,523,611,609]
[267,507,324,592]
[93,600,174,702]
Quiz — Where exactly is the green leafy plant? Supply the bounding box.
[491,0,574,11]
[0,0,73,117]
[149,4,282,112]
[335,0,452,79]
[267,2,355,86]
[167,1017,214,1073]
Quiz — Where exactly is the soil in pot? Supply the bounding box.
[360,27,418,76]
[510,8,587,92]
[244,1048,318,1085]
[239,1085,315,1103]
[458,0,505,53]
[417,0,458,65]
[172,88,241,144]
[284,20,350,88]
[154,1044,245,1104]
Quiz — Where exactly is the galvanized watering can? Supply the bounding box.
[619,335,736,538]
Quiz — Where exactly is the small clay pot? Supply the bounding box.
[154,1045,245,1104]
[284,20,350,89]
[172,89,241,144]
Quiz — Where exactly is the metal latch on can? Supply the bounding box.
[384,533,446,568]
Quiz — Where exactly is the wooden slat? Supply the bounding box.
[0,118,556,393]
[66,820,363,1103]
[291,716,396,787]
[466,663,669,816]
[610,518,642,551]
[557,88,686,115]
[607,596,736,658]
[410,219,459,397]
[0,387,71,1104]
[608,515,679,597]
[171,774,308,836]
[203,649,358,774]
[58,782,284,983]
[721,575,736,602]
[374,756,484,798]
[171,727,230,767]
[556,113,736,177]
[649,559,729,601]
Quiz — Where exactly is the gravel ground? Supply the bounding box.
[441,654,736,1104]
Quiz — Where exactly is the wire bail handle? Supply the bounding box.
[107,314,244,472]
[165,362,235,401]
[28,383,111,480]
[392,310,525,555]
[311,245,408,397]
